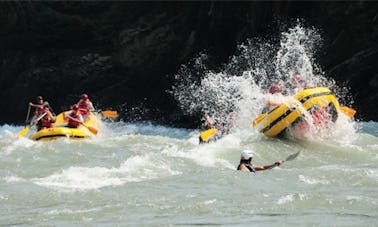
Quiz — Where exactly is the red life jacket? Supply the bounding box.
[68,112,81,128]
[37,115,53,130]
[78,99,89,115]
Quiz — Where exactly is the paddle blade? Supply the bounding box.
[339,106,356,117]
[200,128,218,142]
[18,127,29,137]
[102,110,118,118]
[285,151,300,162]
[86,126,98,135]
[252,113,266,126]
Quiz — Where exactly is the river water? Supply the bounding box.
[0,119,377,226]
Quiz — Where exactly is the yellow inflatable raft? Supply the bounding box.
[29,111,99,141]
[252,87,354,137]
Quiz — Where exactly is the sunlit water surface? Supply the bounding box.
[0,120,377,226]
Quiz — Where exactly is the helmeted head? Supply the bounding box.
[72,104,79,110]
[269,84,281,94]
[37,96,43,103]
[81,94,88,100]
[240,150,253,160]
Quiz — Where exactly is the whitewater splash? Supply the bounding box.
[172,24,356,141]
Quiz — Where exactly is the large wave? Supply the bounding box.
[171,23,356,140]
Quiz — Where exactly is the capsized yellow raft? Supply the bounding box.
[29,111,99,141]
[253,87,355,137]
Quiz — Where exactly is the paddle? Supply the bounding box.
[18,112,47,137]
[269,151,300,169]
[18,127,30,138]
[283,151,300,162]
[25,105,31,123]
[252,113,267,126]
[101,110,118,119]
[82,123,98,135]
[66,115,98,135]
[339,106,356,118]
[17,105,32,137]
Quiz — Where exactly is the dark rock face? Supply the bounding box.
[0,1,377,126]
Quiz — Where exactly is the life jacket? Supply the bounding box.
[68,112,81,128]
[78,100,89,115]
[237,163,256,173]
[37,115,53,130]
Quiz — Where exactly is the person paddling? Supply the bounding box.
[77,93,95,120]
[29,96,55,117]
[237,150,283,172]
[31,106,55,131]
[64,104,84,128]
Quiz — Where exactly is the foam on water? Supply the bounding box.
[32,153,182,192]
[1,120,377,225]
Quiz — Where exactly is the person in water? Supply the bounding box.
[203,116,216,130]
[262,84,285,113]
[199,116,222,143]
[220,111,237,135]
[64,104,84,128]
[291,74,313,93]
[77,93,95,120]
[237,150,283,172]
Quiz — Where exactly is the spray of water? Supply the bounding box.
[171,23,356,141]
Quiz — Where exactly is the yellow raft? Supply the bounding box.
[252,87,353,137]
[29,111,99,141]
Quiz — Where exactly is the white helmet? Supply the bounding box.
[240,150,253,160]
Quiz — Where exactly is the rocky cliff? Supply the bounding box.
[1,1,377,127]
